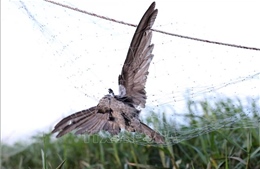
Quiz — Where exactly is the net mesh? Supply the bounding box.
[11,0,260,145]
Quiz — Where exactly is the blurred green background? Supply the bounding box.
[1,97,259,169]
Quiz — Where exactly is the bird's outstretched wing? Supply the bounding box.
[52,107,120,137]
[119,2,158,108]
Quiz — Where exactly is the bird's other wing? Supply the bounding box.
[118,2,158,108]
[52,106,120,137]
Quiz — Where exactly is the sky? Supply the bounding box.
[2,0,260,144]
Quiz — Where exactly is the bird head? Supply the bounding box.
[108,88,115,97]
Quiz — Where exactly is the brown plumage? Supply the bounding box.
[52,2,164,144]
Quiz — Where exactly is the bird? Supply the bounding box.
[52,2,164,144]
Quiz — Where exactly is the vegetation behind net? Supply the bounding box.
[1,96,259,169]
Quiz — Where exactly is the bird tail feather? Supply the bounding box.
[140,122,165,144]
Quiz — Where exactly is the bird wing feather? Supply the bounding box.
[52,106,120,137]
[119,2,158,108]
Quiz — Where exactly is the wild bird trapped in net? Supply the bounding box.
[52,2,165,144]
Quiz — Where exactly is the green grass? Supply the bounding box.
[1,97,259,169]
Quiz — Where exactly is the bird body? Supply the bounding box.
[52,2,164,144]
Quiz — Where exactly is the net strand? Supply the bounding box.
[44,0,260,51]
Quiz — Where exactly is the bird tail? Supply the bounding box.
[140,122,165,144]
